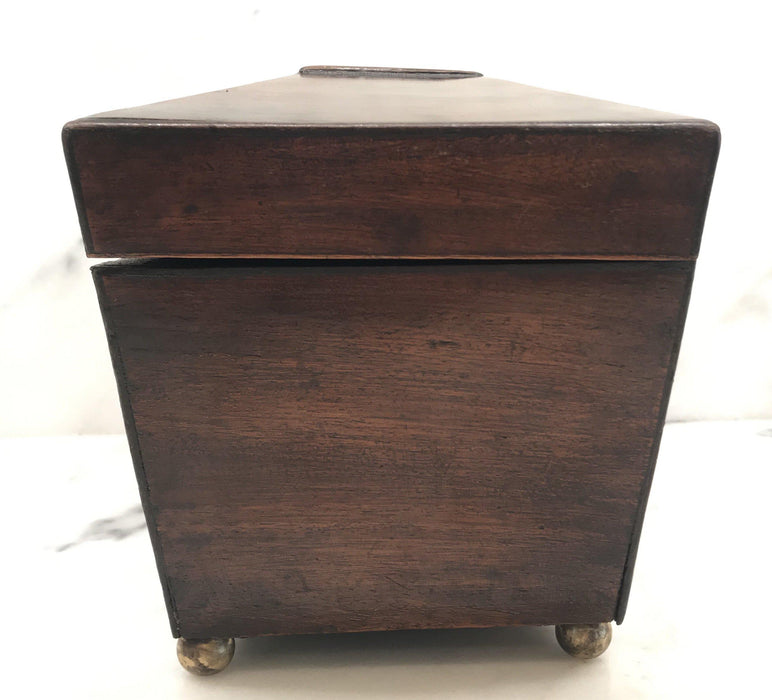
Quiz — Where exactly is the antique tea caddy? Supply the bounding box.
[63,66,719,673]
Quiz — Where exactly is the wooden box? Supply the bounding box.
[63,66,719,671]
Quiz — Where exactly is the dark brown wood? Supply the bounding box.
[65,124,718,260]
[63,70,719,260]
[94,260,692,639]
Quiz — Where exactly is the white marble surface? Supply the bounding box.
[2,420,770,698]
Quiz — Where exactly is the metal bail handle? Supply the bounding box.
[299,66,483,80]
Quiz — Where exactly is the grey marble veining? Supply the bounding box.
[56,504,146,552]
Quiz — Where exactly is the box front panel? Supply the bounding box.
[96,262,691,638]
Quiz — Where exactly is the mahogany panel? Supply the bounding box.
[66,124,718,260]
[94,260,692,638]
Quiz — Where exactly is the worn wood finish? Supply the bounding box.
[94,260,693,639]
[65,124,718,260]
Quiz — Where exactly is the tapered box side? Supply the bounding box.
[93,260,693,638]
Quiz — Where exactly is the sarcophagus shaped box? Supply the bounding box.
[63,66,719,672]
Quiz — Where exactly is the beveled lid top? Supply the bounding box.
[82,65,697,127]
[63,67,719,261]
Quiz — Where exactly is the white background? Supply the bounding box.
[2,0,770,435]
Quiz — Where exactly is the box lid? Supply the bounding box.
[63,66,719,260]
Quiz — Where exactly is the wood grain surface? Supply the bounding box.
[65,124,718,260]
[72,71,706,125]
[94,260,693,638]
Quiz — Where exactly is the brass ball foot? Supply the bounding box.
[555,622,612,659]
[176,637,235,675]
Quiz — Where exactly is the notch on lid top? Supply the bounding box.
[299,65,483,80]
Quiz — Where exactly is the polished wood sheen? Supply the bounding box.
[94,260,692,639]
[63,70,719,260]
